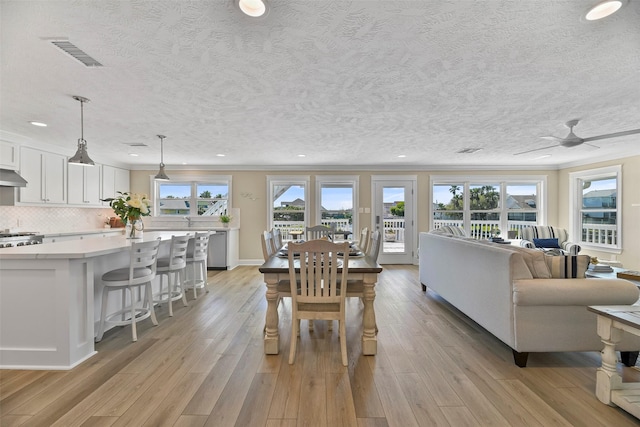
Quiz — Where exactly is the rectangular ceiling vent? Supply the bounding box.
[457,148,483,154]
[50,40,103,67]
[123,143,148,147]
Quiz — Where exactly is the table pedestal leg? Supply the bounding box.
[362,273,377,355]
[595,316,623,405]
[264,274,280,354]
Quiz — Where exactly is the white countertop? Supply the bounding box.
[0,231,200,260]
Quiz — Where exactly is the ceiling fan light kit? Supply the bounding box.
[68,95,95,166]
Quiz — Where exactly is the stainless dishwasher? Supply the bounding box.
[207,231,227,269]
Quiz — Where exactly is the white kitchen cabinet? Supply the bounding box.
[68,163,102,205]
[0,141,18,169]
[101,165,130,206]
[19,147,67,204]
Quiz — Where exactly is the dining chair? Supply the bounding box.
[186,231,210,299]
[287,239,350,366]
[306,225,331,241]
[271,228,284,251]
[261,230,278,261]
[154,234,190,317]
[96,238,161,342]
[358,227,370,254]
[366,230,382,262]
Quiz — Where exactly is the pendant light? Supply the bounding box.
[154,134,170,180]
[68,95,95,166]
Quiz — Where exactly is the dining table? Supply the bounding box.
[258,248,383,356]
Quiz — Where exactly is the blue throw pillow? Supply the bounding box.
[533,238,561,249]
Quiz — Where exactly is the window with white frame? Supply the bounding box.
[431,176,545,239]
[315,175,359,241]
[268,175,309,241]
[569,165,621,251]
[154,176,231,217]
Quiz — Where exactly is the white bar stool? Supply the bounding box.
[186,231,210,299]
[95,238,161,342]
[154,234,190,316]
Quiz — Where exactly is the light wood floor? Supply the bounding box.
[2,265,640,426]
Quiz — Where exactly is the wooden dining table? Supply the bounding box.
[258,252,383,356]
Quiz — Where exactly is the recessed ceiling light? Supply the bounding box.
[29,121,47,127]
[238,0,268,18]
[585,0,624,20]
[216,153,225,157]
[297,154,306,158]
[128,153,139,157]
[533,154,552,160]
[182,162,188,165]
[397,154,407,158]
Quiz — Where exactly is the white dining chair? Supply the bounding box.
[287,239,350,366]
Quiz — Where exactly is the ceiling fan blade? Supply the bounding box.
[540,136,564,142]
[582,128,640,143]
[514,145,559,156]
[583,142,600,149]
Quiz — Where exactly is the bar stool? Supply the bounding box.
[186,231,210,299]
[154,234,190,317]
[95,238,161,342]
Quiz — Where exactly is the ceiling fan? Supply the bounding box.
[514,119,640,155]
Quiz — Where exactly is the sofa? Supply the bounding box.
[419,231,640,367]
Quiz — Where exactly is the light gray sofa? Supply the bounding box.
[419,231,640,367]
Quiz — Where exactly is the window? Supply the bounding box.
[154,176,230,217]
[570,165,621,252]
[315,176,359,242]
[431,176,545,239]
[268,176,309,241]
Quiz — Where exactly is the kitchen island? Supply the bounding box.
[0,231,195,370]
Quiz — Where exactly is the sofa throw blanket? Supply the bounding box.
[545,255,590,278]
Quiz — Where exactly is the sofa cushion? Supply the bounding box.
[545,255,590,278]
[533,238,561,249]
[506,245,552,279]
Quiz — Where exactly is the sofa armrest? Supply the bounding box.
[513,278,639,306]
[561,241,581,255]
[520,239,535,249]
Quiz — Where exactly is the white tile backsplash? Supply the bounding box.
[0,206,115,234]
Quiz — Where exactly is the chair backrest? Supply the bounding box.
[288,240,350,305]
[271,228,283,251]
[358,227,370,253]
[168,234,190,270]
[261,230,278,261]
[188,232,210,261]
[128,238,161,286]
[366,230,381,261]
[521,226,568,244]
[306,225,331,241]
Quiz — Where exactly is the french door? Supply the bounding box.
[371,176,416,264]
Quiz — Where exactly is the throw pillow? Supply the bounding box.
[545,255,590,279]
[508,246,552,279]
[533,238,561,249]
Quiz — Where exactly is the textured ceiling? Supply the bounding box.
[1,0,639,170]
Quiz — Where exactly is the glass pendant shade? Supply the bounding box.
[154,135,170,180]
[69,96,95,166]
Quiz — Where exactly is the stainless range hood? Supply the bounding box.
[0,169,28,187]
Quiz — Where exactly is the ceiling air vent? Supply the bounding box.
[50,40,103,67]
[123,143,148,147]
[457,148,483,154]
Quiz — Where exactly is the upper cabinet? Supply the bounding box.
[19,147,67,204]
[0,141,19,169]
[102,165,130,206]
[68,163,102,205]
